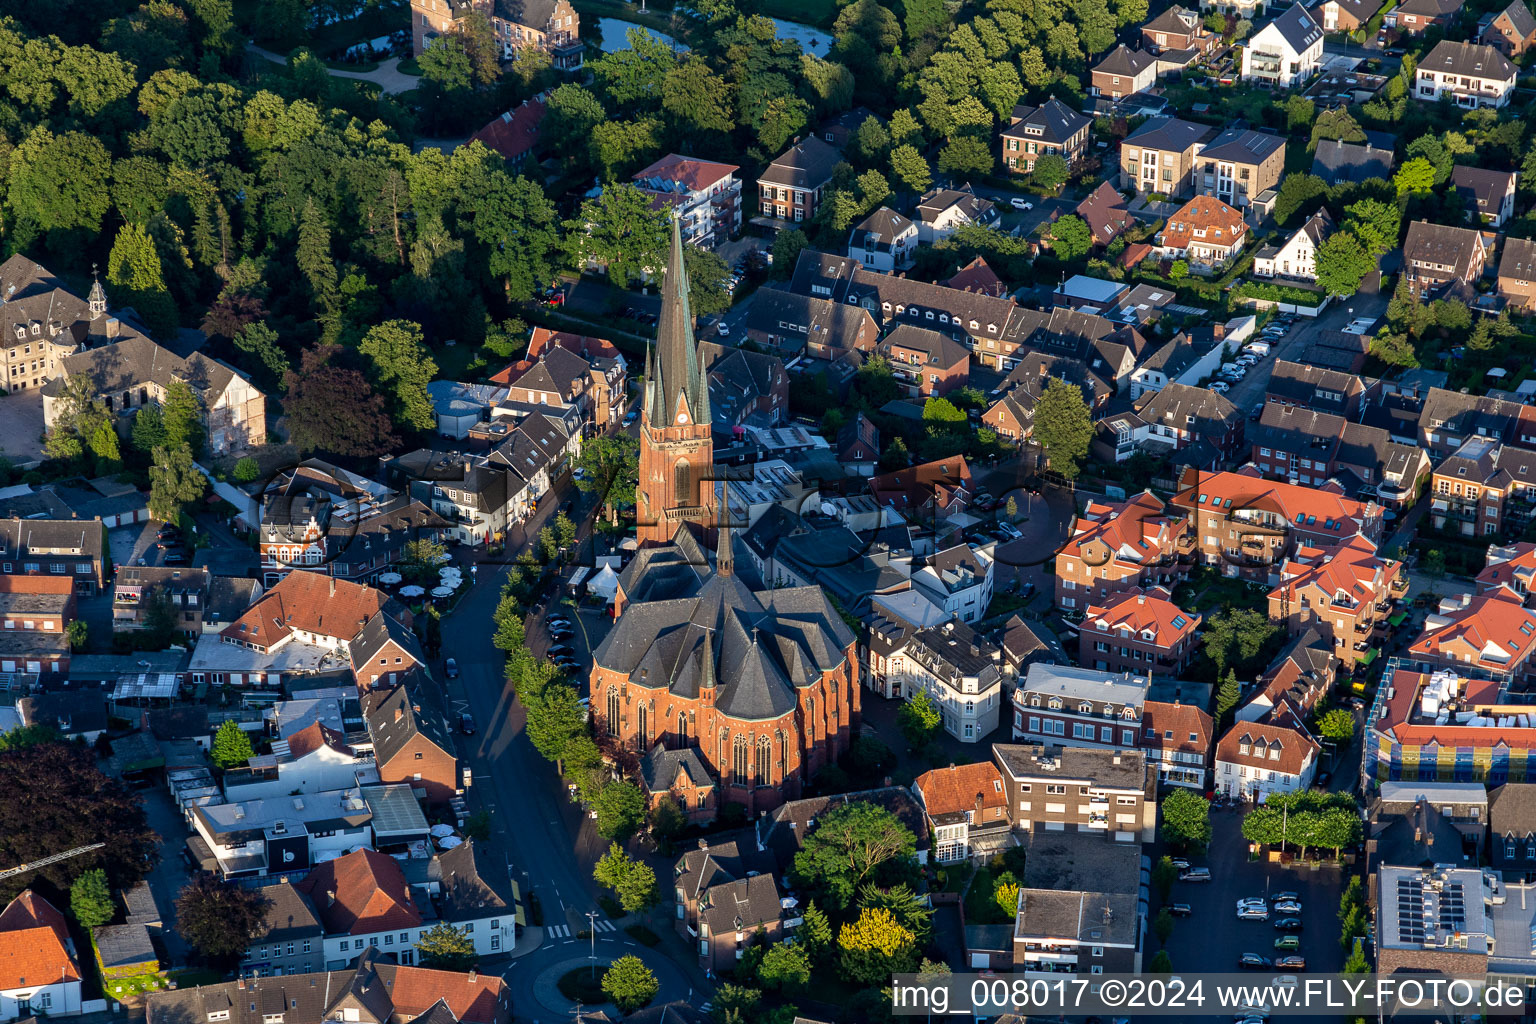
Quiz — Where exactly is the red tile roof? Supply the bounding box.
[1270,535,1400,608]
[1084,587,1200,647]
[1172,467,1379,541]
[1142,700,1213,758]
[1477,542,1536,596]
[944,257,1008,297]
[1162,196,1247,251]
[1059,491,1185,568]
[469,98,546,163]
[632,153,739,192]
[525,327,621,363]
[914,761,1008,817]
[222,570,392,650]
[389,965,510,1024]
[0,891,79,990]
[1374,667,1536,749]
[1216,711,1319,778]
[1410,588,1536,672]
[870,456,972,512]
[296,849,421,935]
[285,721,349,759]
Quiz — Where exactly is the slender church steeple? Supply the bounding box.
[644,215,710,430]
[87,264,106,320]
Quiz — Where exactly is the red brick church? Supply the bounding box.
[590,219,860,819]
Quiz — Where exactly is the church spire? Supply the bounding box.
[87,264,106,320]
[717,475,733,577]
[644,215,710,428]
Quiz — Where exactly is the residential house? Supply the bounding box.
[147,951,513,1024]
[1393,0,1464,32]
[1268,535,1407,667]
[1265,359,1367,417]
[468,97,546,168]
[1092,45,1159,99]
[17,685,108,744]
[1215,704,1320,800]
[45,335,266,454]
[1417,387,1529,459]
[699,342,787,430]
[914,187,1001,244]
[0,518,108,595]
[0,891,81,1021]
[1314,0,1386,30]
[869,455,972,519]
[847,207,918,273]
[1451,166,1517,227]
[1241,3,1324,88]
[513,327,628,428]
[1140,700,1213,789]
[1477,542,1536,603]
[1093,410,1152,464]
[1428,437,1536,538]
[1237,630,1336,725]
[189,787,374,879]
[1311,138,1394,186]
[889,619,1003,742]
[1159,195,1248,269]
[113,566,208,634]
[878,325,970,398]
[0,591,72,677]
[671,838,775,951]
[239,881,323,977]
[1195,128,1286,208]
[1410,588,1536,682]
[836,413,880,471]
[362,679,460,804]
[401,453,512,549]
[632,154,741,249]
[1054,491,1193,608]
[1142,5,1217,52]
[946,257,1009,296]
[1250,402,1429,505]
[1253,209,1331,280]
[1170,465,1386,580]
[992,743,1155,842]
[1119,116,1211,195]
[1010,662,1150,751]
[693,874,789,973]
[1133,382,1245,463]
[913,761,1011,862]
[1076,182,1132,247]
[1481,0,1536,56]
[1489,783,1536,875]
[1000,98,1093,175]
[1405,219,1491,298]
[912,544,994,624]
[292,849,430,968]
[1497,237,1536,311]
[1080,587,1202,677]
[743,287,878,359]
[817,107,876,150]
[1126,323,1229,398]
[410,0,581,68]
[758,137,841,224]
[1014,888,1141,976]
[1415,41,1516,109]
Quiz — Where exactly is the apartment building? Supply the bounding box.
[1014,889,1141,977]
[1414,41,1516,109]
[1170,466,1385,580]
[1140,700,1213,789]
[632,154,742,249]
[1080,587,1202,677]
[912,543,994,623]
[1010,663,1150,751]
[1366,666,1536,785]
[757,136,841,224]
[1410,589,1536,683]
[1159,195,1248,270]
[1195,128,1286,208]
[1055,491,1192,609]
[992,743,1155,842]
[878,324,970,398]
[1428,438,1536,538]
[1241,3,1324,88]
[1268,536,1407,668]
[1000,98,1093,175]
[1120,117,1211,195]
[913,761,1011,862]
[891,620,1004,743]
[1477,542,1536,604]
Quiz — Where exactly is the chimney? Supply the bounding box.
[238,978,247,991]
[329,577,335,597]
[698,838,709,850]
[1102,906,1113,923]
[395,706,403,723]
[327,889,337,907]
[468,970,477,984]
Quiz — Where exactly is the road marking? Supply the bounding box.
[547,924,568,937]
[594,920,617,932]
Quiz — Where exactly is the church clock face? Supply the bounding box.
[676,412,689,424]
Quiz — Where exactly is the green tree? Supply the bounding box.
[161,378,204,455]
[594,841,659,913]
[1343,938,1369,974]
[149,443,207,524]
[661,59,734,136]
[889,144,932,194]
[839,907,918,984]
[525,683,587,771]
[1151,855,1178,903]
[1369,330,1418,369]
[1318,708,1355,744]
[1216,668,1241,724]
[131,406,167,455]
[233,457,260,483]
[1394,157,1436,197]
[1050,214,1093,260]
[683,246,733,317]
[1169,259,1189,281]
[106,221,177,338]
[567,183,669,290]
[1310,107,1366,147]
[210,719,253,770]
[175,874,271,966]
[1344,197,1400,257]
[1202,607,1279,676]
[142,586,181,648]
[575,433,639,523]
[1153,907,1175,947]
[897,690,941,749]
[71,868,115,928]
[1286,94,1315,132]
[710,983,761,1024]
[937,137,994,177]
[602,955,658,1013]
[995,879,1020,918]
[1160,789,1212,851]
[359,320,439,433]
[295,197,339,316]
[1149,950,1173,973]
[593,780,647,841]
[415,923,478,970]
[7,127,113,234]
[1316,233,1373,296]
[1033,377,1093,481]
[234,322,289,392]
[758,941,812,991]
[770,229,810,278]
[66,619,89,651]
[1272,173,1327,226]
[649,795,686,846]
[792,802,917,911]
[1032,153,1069,192]
[799,900,833,964]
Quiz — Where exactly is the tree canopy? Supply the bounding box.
[791,801,917,910]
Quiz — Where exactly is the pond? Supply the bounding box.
[594,14,831,57]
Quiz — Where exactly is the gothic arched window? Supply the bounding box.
[732,734,749,786]
[637,702,650,748]
[678,710,689,744]
[606,688,620,737]
[757,736,773,786]
[674,458,693,507]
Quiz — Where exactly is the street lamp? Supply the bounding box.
[586,910,599,979]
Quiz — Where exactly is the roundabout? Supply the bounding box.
[511,934,695,1019]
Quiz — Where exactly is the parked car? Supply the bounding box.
[624,410,638,425]
[460,713,476,735]
[1273,917,1303,932]
[1010,197,1031,210]
[1313,771,1333,789]
[717,322,731,337]
[1274,935,1300,952]
[1170,858,1190,870]
[1238,954,1273,970]
[996,522,1023,541]
[1274,892,1299,902]
[1210,381,1231,394]
[161,550,187,564]
[1236,898,1267,911]
[1179,867,1212,882]
[157,537,182,550]
[445,657,459,679]
[156,524,181,540]
[1275,956,1306,971]
[1237,908,1269,920]
[1168,903,1193,917]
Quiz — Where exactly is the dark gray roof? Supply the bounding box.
[1501,237,1536,282]
[640,743,715,793]
[992,742,1150,791]
[432,840,515,921]
[880,324,970,367]
[1493,0,1536,36]
[1397,0,1464,16]
[363,676,455,768]
[1134,382,1238,435]
[1264,2,1323,52]
[915,187,999,228]
[1265,359,1360,413]
[1095,44,1156,76]
[494,0,560,29]
[1003,98,1092,146]
[1199,127,1285,164]
[849,207,915,252]
[1490,784,1536,837]
[1311,138,1393,185]
[20,685,109,735]
[1143,4,1204,32]
[699,872,782,936]
[94,921,157,968]
[1123,116,1212,154]
[759,136,842,190]
[1451,165,1515,216]
[350,610,424,673]
[0,518,105,564]
[744,286,875,354]
[1404,220,1486,281]
[251,881,323,944]
[1420,39,1514,80]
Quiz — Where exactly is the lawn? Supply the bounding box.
[433,341,489,383]
[558,966,610,1004]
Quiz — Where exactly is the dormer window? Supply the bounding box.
[1079,702,1093,714]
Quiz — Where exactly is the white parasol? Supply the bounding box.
[378,572,403,585]
[431,586,454,598]
[429,824,456,838]
[399,585,426,597]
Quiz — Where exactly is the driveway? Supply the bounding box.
[0,390,47,466]
[245,44,421,94]
[1222,293,1390,412]
[137,782,193,967]
[1158,811,1348,980]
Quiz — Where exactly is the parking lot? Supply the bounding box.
[1159,812,1348,983]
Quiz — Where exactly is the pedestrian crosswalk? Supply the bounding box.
[547,919,618,939]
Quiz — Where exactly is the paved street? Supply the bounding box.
[1222,292,1389,413]
[511,939,696,1023]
